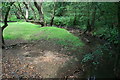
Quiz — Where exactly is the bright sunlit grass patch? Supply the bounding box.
[30,27,84,47]
[4,22,84,48]
[4,22,41,40]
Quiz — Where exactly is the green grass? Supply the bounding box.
[3,22,41,40]
[4,22,84,48]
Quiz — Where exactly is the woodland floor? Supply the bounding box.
[2,29,105,79]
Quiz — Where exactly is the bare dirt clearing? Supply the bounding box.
[2,40,82,79]
[2,29,105,79]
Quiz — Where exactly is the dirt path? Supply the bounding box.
[2,40,82,79]
[2,29,106,79]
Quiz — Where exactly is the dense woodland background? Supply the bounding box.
[1,2,119,39]
[1,2,120,79]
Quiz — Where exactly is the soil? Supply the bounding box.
[2,29,105,79]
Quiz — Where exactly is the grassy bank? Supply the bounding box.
[3,22,84,48]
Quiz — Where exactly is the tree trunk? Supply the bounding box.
[114,2,120,78]
[50,3,55,26]
[29,3,37,20]
[34,1,44,26]
[14,11,21,19]
[118,2,120,53]
[23,2,29,20]
[73,9,77,26]
[15,3,27,21]
[87,19,91,32]
[85,3,97,33]
[85,3,92,33]
[2,2,14,48]
[26,9,29,20]
[91,4,97,29]
[50,15,54,26]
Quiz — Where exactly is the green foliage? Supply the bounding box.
[4,22,40,39]
[8,15,24,22]
[82,43,113,65]
[2,2,10,14]
[2,2,120,78]
[53,16,74,26]
[31,26,84,47]
[44,16,51,24]
[44,16,74,27]
[82,49,102,65]
[93,26,118,44]
[3,2,118,49]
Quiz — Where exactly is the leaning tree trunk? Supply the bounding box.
[2,2,14,48]
[29,3,37,20]
[34,1,44,26]
[50,14,55,26]
[14,11,21,19]
[15,3,28,21]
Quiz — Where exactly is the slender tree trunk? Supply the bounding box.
[50,15,55,26]
[1,30,5,45]
[85,3,97,33]
[26,9,28,20]
[2,2,14,48]
[117,2,120,54]
[73,9,77,26]
[85,3,91,33]
[50,3,55,26]
[87,19,91,32]
[14,11,21,19]
[16,3,27,21]
[23,2,29,20]
[29,3,37,20]
[91,4,97,29]
[34,1,44,26]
